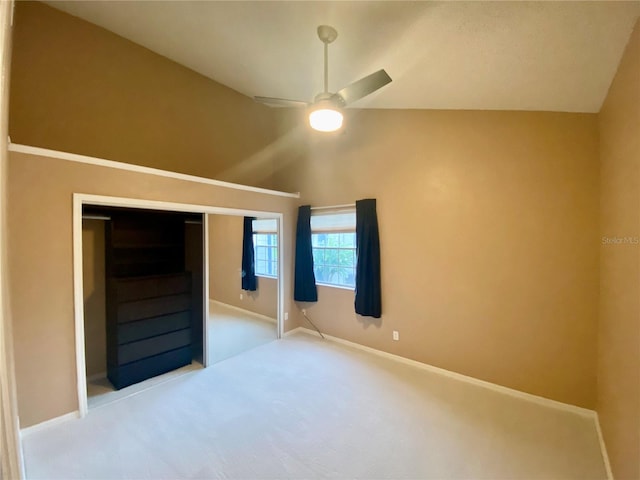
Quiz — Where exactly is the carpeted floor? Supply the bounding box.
[208,302,277,364]
[23,332,606,479]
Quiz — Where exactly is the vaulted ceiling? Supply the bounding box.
[46,1,640,112]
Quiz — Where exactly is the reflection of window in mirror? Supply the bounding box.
[310,210,356,289]
[252,218,278,278]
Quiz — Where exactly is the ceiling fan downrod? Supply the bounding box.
[317,25,338,96]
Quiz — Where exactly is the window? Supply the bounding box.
[252,219,278,277]
[311,210,356,288]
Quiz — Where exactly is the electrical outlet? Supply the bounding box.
[240,293,243,300]
[302,308,307,315]
[392,330,399,341]
[284,312,289,321]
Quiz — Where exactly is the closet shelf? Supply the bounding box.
[112,243,182,249]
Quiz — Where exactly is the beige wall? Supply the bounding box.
[275,109,600,409]
[597,19,640,480]
[9,1,280,189]
[82,219,106,378]
[7,151,298,427]
[208,214,278,319]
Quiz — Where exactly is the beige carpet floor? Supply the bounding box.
[208,302,277,364]
[24,332,606,479]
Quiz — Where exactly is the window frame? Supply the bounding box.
[310,209,356,290]
[252,218,278,278]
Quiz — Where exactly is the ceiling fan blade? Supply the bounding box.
[254,96,308,108]
[336,69,392,106]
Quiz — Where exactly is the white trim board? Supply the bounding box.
[9,143,300,199]
[288,327,596,419]
[202,214,210,367]
[73,195,88,417]
[20,411,79,438]
[210,300,277,324]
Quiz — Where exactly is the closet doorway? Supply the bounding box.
[74,194,284,416]
[81,206,205,409]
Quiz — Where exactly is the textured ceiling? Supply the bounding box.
[45,1,640,112]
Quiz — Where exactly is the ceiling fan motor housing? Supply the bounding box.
[313,91,345,107]
[317,25,338,44]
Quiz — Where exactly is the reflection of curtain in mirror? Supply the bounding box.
[355,199,381,318]
[241,217,257,291]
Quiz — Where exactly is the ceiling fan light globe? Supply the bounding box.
[309,108,343,132]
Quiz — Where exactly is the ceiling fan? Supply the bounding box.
[254,25,392,132]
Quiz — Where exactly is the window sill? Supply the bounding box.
[256,274,277,279]
[316,282,354,292]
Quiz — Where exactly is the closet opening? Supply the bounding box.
[75,195,285,416]
[81,205,205,409]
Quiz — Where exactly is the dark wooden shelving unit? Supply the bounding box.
[104,209,195,390]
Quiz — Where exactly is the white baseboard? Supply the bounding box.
[594,412,613,480]
[283,327,302,337]
[288,327,597,419]
[209,299,277,324]
[86,371,106,382]
[20,411,79,437]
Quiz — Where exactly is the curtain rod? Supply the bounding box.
[310,203,355,211]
